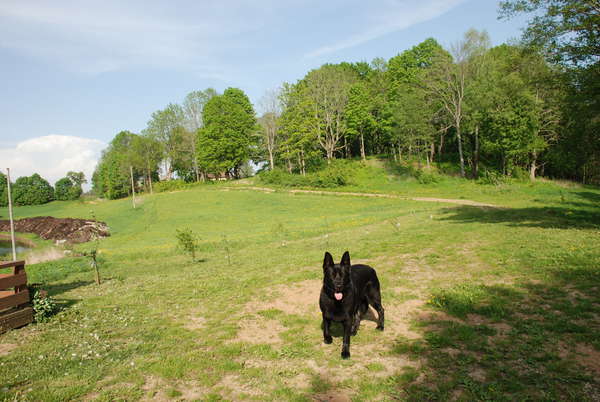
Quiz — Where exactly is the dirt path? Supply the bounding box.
[223,186,500,208]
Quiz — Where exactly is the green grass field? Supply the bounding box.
[1,169,599,401]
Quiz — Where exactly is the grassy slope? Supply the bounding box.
[0,169,599,401]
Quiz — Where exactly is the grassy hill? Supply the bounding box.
[1,164,599,400]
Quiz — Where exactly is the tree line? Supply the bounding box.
[92,0,599,199]
[1,171,86,207]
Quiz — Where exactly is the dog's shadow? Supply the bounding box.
[321,307,379,338]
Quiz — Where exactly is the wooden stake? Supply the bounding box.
[6,168,16,261]
[130,166,136,209]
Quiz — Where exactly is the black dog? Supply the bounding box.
[319,251,384,359]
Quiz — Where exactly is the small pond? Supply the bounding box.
[0,240,32,258]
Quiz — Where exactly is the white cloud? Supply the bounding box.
[305,0,468,58]
[0,135,105,191]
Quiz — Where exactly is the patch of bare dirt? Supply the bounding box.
[183,314,206,331]
[384,299,425,339]
[469,367,486,382]
[236,317,286,345]
[412,197,498,207]
[0,216,109,244]
[245,279,322,316]
[574,343,600,376]
[313,390,352,402]
[217,374,265,399]
[0,343,18,356]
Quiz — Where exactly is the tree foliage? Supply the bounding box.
[13,174,54,206]
[499,0,600,66]
[197,88,257,177]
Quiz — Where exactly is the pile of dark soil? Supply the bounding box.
[0,216,110,244]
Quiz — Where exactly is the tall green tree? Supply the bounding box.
[387,38,444,164]
[278,82,320,174]
[145,104,185,180]
[304,64,357,162]
[131,133,162,193]
[55,171,86,200]
[92,131,140,199]
[183,88,218,181]
[345,82,376,160]
[258,87,283,170]
[197,88,257,178]
[424,30,490,177]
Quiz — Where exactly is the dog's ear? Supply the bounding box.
[340,251,351,268]
[323,251,334,269]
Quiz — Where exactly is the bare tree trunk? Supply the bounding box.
[300,150,306,175]
[130,166,136,209]
[147,170,154,194]
[471,125,479,179]
[344,136,349,158]
[268,149,274,171]
[286,157,292,173]
[430,142,435,164]
[360,133,366,160]
[456,121,466,177]
[438,129,446,159]
[193,158,200,182]
[391,144,397,162]
[530,150,538,181]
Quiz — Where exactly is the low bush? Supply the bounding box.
[154,179,189,193]
[414,169,442,184]
[258,160,359,188]
[32,291,58,323]
[477,169,506,186]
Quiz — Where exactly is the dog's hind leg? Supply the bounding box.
[366,283,385,331]
[352,299,368,335]
[322,316,333,344]
[372,301,385,331]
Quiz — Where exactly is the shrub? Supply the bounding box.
[13,173,54,206]
[154,179,189,193]
[32,291,58,322]
[477,169,506,186]
[175,228,200,262]
[258,169,309,187]
[259,160,359,188]
[510,166,529,182]
[414,169,441,184]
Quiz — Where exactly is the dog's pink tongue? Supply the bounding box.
[334,292,343,301]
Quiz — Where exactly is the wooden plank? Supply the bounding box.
[0,260,26,269]
[0,307,33,333]
[0,272,27,290]
[0,290,29,310]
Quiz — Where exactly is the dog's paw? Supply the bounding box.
[324,336,333,344]
[341,350,350,359]
[376,325,384,331]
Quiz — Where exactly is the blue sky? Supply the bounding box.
[0,0,529,186]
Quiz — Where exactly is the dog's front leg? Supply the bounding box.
[341,320,351,359]
[322,316,332,344]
